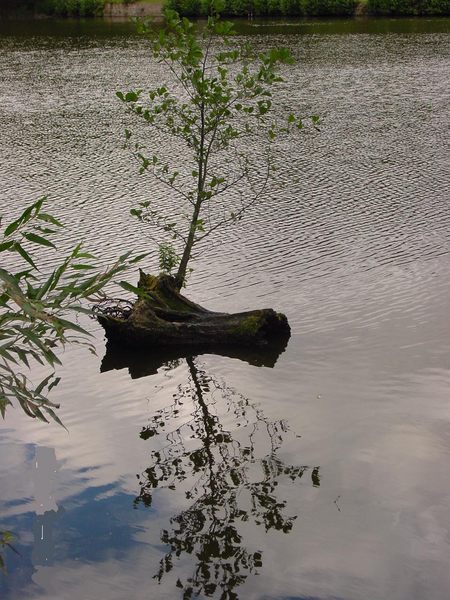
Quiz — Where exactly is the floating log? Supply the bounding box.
[96,272,290,351]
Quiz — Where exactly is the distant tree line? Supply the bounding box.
[2,0,106,17]
[2,0,449,25]
[165,0,449,15]
[166,0,358,16]
[40,0,106,16]
[367,0,449,14]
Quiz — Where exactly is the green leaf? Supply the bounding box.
[4,219,21,237]
[0,344,18,363]
[14,348,29,368]
[22,232,56,249]
[118,250,133,263]
[54,318,91,337]
[0,241,14,253]
[125,91,139,102]
[4,198,46,237]
[129,252,150,264]
[14,243,38,270]
[0,397,12,419]
[36,213,64,228]
[47,376,61,393]
[118,281,148,299]
[0,268,23,295]
[70,242,83,259]
[43,406,66,430]
[71,264,96,270]
[30,403,49,423]
[35,374,55,395]
[20,328,62,366]
[34,226,57,235]
[35,271,56,301]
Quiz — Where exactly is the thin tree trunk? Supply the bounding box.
[175,95,206,288]
[175,198,201,289]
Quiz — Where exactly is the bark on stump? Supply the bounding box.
[97,272,291,350]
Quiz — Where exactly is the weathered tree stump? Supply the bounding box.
[97,272,290,350]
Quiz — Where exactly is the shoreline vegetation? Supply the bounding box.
[170,0,450,16]
[1,0,449,18]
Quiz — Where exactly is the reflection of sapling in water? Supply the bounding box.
[136,358,320,599]
[0,531,18,574]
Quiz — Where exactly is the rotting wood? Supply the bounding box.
[96,271,291,349]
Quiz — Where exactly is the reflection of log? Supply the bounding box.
[101,336,289,377]
[97,272,291,350]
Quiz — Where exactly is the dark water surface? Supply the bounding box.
[1,17,450,600]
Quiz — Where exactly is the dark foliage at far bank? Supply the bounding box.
[165,0,357,16]
[165,0,449,15]
[40,0,105,16]
[367,0,449,15]
[1,0,105,17]
[2,0,449,22]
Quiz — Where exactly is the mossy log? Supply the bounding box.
[97,272,290,349]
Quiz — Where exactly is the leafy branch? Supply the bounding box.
[118,11,318,288]
[0,198,147,425]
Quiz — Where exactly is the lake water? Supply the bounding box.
[1,16,450,600]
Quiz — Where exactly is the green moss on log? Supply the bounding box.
[231,313,264,336]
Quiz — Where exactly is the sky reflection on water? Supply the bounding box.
[0,349,322,600]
